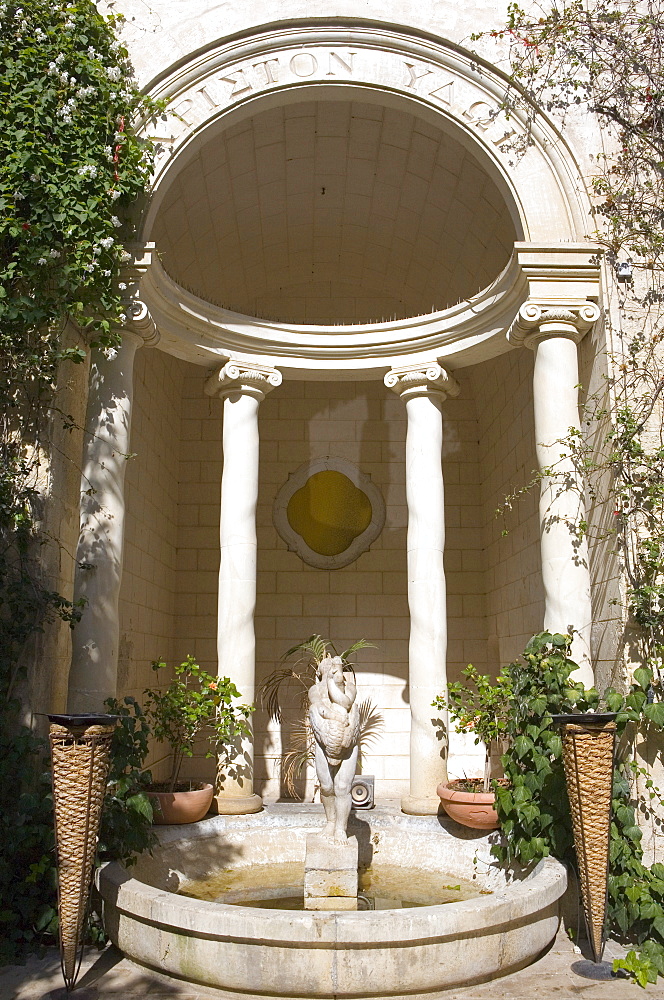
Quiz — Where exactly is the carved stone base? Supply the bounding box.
[401,794,442,816]
[212,793,263,815]
[304,833,358,909]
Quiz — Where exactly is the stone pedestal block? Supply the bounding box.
[304,833,358,909]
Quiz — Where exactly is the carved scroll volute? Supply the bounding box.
[205,359,283,402]
[508,301,601,349]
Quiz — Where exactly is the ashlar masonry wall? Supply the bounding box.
[117,348,183,721]
[470,349,545,670]
[147,368,486,800]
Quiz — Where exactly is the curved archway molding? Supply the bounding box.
[140,22,591,245]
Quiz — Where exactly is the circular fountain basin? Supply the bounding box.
[97,806,567,999]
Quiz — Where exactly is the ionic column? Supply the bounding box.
[67,302,159,712]
[205,360,282,815]
[385,362,460,815]
[509,302,600,686]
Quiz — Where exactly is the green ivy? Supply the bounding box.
[0,0,159,966]
[100,697,157,866]
[496,633,664,986]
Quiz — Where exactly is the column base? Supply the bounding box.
[212,793,263,815]
[401,794,443,816]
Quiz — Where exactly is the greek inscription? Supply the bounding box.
[219,68,253,98]
[196,86,219,110]
[404,61,433,89]
[253,58,280,84]
[290,52,318,77]
[170,97,195,127]
[462,101,496,130]
[428,79,454,106]
[326,50,355,75]
[492,128,517,147]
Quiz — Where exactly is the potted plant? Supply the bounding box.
[261,635,382,799]
[143,655,253,824]
[432,664,512,829]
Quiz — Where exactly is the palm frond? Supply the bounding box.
[340,638,376,661]
[281,718,315,799]
[358,697,384,749]
[259,666,312,722]
[281,634,330,666]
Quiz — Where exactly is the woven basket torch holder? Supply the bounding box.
[559,717,616,963]
[48,714,117,990]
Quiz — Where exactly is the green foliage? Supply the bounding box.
[0,3,159,964]
[492,632,598,865]
[0,0,160,699]
[0,726,57,964]
[144,656,253,793]
[432,664,513,792]
[496,632,664,986]
[99,697,157,866]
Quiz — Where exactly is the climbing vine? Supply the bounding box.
[0,0,159,963]
[481,0,664,688]
[494,633,664,987]
[473,2,664,983]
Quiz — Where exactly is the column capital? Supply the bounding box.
[384,362,460,401]
[205,359,283,402]
[118,243,160,347]
[508,300,601,349]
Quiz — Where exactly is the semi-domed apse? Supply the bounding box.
[151,98,517,325]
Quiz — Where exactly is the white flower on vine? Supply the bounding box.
[106,66,122,82]
[29,173,38,182]
[120,251,131,262]
[119,313,127,324]
[118,282,127,290]
[13,190,24,200]
[83,263,95,273]
[109,189,121,200]
[103,347,118,361]
[49,249,60,259]
[104,146,113,161]
[100,236,114,249]
[37,258,47,266]
[54,53,64,65]
[111,216,122,228]
[77,164,98,179]
[103,270,111,277]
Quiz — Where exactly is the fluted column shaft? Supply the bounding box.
[510,303,600,685]
[206,360,282,814]
[385,363,460,814]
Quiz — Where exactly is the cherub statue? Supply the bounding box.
[308,655,360,844]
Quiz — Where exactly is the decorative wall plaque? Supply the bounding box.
[273,457,385,569]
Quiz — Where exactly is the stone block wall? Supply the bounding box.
[470,349,545,670]
[118,348,183,712]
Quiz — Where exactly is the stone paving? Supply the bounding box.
[1,929,663,1000]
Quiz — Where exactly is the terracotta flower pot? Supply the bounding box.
[147,782,214,825]
[436,780,500,830]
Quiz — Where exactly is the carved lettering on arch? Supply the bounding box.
[290,52,318,77]
[220,68,253,98]
[326,51,355,76]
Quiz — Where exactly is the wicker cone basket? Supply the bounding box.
[560,719,616,963]
[48,716,117,990]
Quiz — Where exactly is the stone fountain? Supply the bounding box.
[97,643,567,997]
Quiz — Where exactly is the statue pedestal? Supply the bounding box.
[304,833,358,910]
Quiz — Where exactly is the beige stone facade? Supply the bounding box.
[38,1,633,811]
